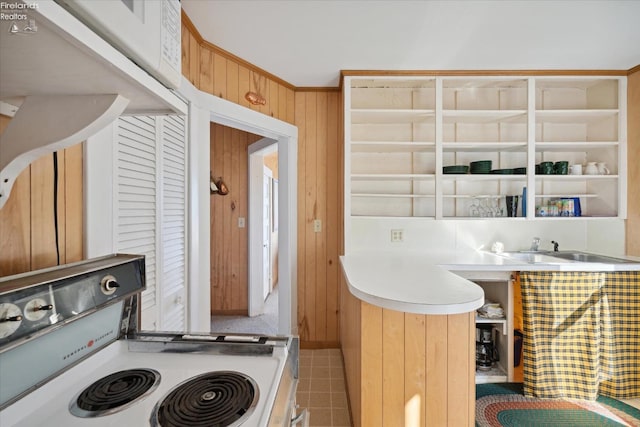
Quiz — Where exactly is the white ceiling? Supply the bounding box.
[181,0,640,88]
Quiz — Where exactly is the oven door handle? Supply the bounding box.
[291,408,309,426]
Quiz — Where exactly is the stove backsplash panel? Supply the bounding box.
[0,302,123,408]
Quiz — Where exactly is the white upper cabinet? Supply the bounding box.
[347,78,436,218]
[533,77,623,219]
[344,75,626,221]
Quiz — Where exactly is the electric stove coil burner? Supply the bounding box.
[69,368,161,418]
[151,371,259,427]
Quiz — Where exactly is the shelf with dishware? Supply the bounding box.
[344,75,626,221]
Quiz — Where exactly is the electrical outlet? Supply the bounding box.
[313,219,322,233]
[238,217,245,228]
[391,229,403,242]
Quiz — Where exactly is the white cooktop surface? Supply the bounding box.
[0,340,286,427]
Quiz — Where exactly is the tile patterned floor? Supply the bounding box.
[297,349,352,427]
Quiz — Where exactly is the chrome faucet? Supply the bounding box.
[530,237,541,252]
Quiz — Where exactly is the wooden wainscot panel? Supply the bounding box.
[340,277,361,427]
[382,309,405,425]
[0,115,84,277]
[31,152,63,269]
[361,302,383,426]
[405,313,426,426]
[294,91,343,346]
[209,123,260,314]
[0,115,30,276]
[426,314,449,425]
[199,47,214,95]
[341,278,476,426]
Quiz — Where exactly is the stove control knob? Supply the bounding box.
[24,298,53,321]
[100,275,120,295]
[0,303,23,338]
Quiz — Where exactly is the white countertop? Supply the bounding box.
[340,250,640,315]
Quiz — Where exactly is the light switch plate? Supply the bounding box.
[313,219,322,233]
[238,217,245,228]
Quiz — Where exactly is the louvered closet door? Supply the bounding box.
[116,116,159,330]
[159,115,187,332]
[115,115,188,332]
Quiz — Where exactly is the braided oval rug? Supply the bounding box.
[476,383,640,427]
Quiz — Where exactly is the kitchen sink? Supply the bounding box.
[550,251,637,264]
[496,250,637,264]
[496,251,572,264]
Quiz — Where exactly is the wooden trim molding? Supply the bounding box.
[180,9,204,44]
[341,69,630,78]
[294,86,341,93]
[629,64,640,75]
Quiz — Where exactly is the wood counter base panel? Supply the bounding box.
[340,279,475,427]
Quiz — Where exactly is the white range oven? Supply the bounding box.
[0,254,307,426]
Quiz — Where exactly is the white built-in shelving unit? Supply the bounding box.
[344,75,626,222]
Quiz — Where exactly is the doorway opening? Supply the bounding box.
[210,138,280,335]
[181,78,297,335]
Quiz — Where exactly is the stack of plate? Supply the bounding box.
[513,167,526,175]
[490,168,513,174]
[443,165,469,174]
[470,160,492,174]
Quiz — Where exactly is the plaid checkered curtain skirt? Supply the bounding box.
[520,271,614,400]
[599,271,640,399]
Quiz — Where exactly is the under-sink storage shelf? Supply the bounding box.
[476,316,508,335]
[344,75,626,221]
[476,365,509,384]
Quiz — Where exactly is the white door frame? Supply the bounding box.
[179,78,298,335]
[248,140,277,317]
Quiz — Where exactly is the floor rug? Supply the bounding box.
[476,383,640,427]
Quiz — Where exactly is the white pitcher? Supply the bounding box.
[597,162,610,175]
[584,162,599,175]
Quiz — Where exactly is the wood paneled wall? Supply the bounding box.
[294,91,342,345]
[0,115,84,277]
[210,123,261,313]
[627,67,640,256]
[182,12,343,345]
[340,280,476,427]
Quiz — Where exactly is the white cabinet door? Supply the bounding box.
[159,115,187,332]
[115,115,187,331]
[116,116,159,330]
